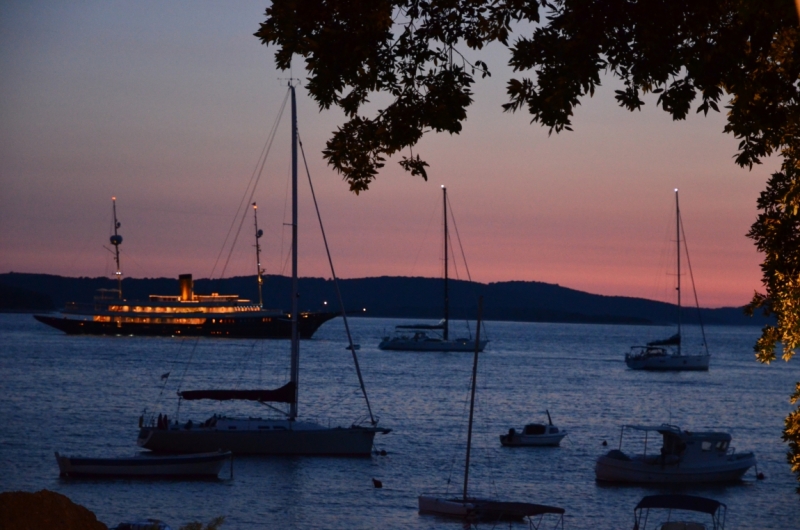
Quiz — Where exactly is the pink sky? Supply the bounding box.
[0,2,777,308]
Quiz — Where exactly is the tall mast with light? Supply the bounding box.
[253,202,264,308]
[289,82,300,420]
[110,197,123,298]
[442,185,449,341]
[675,188,681,356]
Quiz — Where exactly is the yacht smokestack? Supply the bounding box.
[179,274,193,302]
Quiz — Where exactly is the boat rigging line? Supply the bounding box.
[171,338,205,422]
[297,130,377,427]
[410,193,441,275]
[209,89,290,282]
[463,296,483,502]
[445,351,480,496]
[445,192,489,341]
[140,338,194,425]
[679,207,710,356]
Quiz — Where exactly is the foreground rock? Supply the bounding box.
[0,489,107,530]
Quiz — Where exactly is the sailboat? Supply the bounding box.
[136,83,390,455]
[625,189,711,371]
[378,185,488,352]
[418,298,565,526]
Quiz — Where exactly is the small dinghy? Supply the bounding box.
[500,411,567,447]
[55,450,231,478]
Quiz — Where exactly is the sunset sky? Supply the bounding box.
[0,1,778,308]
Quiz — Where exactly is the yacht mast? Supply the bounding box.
[675,189,682,356]
[442,185,449,341]
[289,84,300,420]
[253,202,264,308]
[110,197,123,299]
[463,296,483,501]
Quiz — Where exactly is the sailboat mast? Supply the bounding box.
[442,185,449,341]
[463,296,483,502]
[110,197,123,299]
[253,202,264,308]
[675,188,681,356]
[289,84,300,420]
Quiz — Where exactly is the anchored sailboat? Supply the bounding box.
[379,185,488,352]
[418,297,565,525]
[625,189,710,371]
[136,83,389,455]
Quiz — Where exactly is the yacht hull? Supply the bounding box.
[34,311,336,339]
[595,453,755,484]
[625,353,710,371]
[379,338,488,352]
[137,426,384,456]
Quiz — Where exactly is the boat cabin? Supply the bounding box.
[616,424,735,465]
[523,424,561,436]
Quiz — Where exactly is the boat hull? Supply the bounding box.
[34,311,336,339]
[137,425,386,456]
[378,338,488,352]
[418,496,559,522]
[625,353,710,371]
[418,496,476,517]
[500,432,567,447]
[595,452,755,484]
[55,451,230,477]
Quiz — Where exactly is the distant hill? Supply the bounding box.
[0,272,768,326]
[0,282,54,312]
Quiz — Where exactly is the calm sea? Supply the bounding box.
[1,313,799,529]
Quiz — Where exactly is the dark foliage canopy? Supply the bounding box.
[255,0,800,487]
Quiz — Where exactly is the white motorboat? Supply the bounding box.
[500,411,567,447]
[625,190,710,371]
[418,299,564,526]
[137,84,390,456]
[632,494,727,530]
[55,450,230,478]
[595,424,756,484]
[379,186,488,353]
